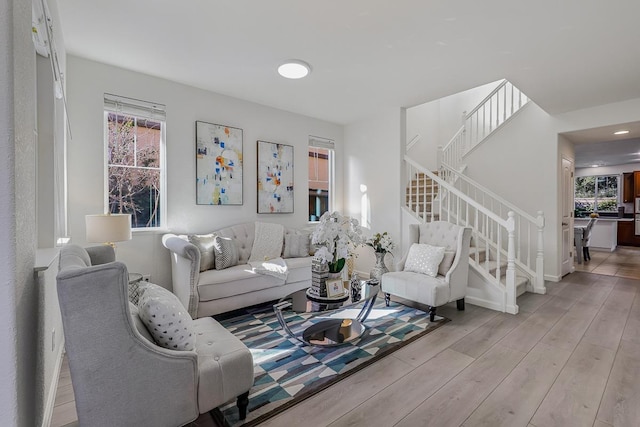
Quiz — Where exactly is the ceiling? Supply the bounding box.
[56,0,640,126]
[563,122,640,168]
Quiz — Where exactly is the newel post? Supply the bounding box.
[506,211,518,314]
[535,211,545,293]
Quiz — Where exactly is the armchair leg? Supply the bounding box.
[384,293,391,307]
[237,391,249,420]
[429,306,436,322]
[456,298,465,311]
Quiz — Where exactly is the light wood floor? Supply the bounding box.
[51,253,640,426]
[574,246,640,279]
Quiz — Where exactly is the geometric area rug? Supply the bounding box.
[212,298,449,426]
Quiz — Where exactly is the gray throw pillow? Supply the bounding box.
[283,233,311,258]
[213,235,239,270]
[188,233,217,272]
[137,283,195,351]
[438,250,456,276]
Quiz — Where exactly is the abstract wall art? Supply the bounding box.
[257,140,294,213]
[196,121,243,205]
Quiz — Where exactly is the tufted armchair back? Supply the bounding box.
[417,221,465,251]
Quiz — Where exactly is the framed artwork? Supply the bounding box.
[325,278,344,297]
[257,140,294,213]
[196,121,243,205]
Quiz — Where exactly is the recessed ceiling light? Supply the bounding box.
[277,60,311,79]
[614,130,630,135]
[591,164,599,168]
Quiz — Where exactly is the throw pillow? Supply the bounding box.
[188,233,217,272]
[249,222,284,262]
[404,243,446,277]
[137,283,195,351]
[438,250,456,276]
[213,235,239,270]
[283,232,311,258]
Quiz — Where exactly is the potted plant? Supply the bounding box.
[311,211,363,274]
[366,232,395,281]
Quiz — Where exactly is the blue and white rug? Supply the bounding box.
[213,298,448,426]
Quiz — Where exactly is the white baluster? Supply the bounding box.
[506,211,518,314]
[536,211,545,293]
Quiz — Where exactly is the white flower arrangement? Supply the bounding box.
[366,231,395,254]
[312,211,363,273]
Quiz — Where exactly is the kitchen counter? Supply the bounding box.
[575,218,618,251]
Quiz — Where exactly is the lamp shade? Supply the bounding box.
[85,214,132,244]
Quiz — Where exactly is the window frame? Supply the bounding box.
[103,97,167,231]
[574,173,620,215]
[308,137,335,223]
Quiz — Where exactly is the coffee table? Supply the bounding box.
[273,279,380,347]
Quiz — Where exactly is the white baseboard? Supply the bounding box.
[544,274,561,282]
[42,344,65,427]
[466,296,505,313]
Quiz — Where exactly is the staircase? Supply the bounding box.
[403,80,544,315]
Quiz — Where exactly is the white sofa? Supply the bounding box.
[163,222,313,318]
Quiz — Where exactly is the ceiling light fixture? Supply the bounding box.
[614,130,630,135]
[591,164,599,168]
[277,60,311,79]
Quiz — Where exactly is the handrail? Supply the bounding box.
[465,79,508,119]
[405,156,508,227]
[440,163,542,227]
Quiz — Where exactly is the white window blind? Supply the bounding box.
[103,93,166,121]
[309,136,335,150]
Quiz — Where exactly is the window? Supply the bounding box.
[308,136,334,221]
[104,94,166,228]
[575,175,619,216]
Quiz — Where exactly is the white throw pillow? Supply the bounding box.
[188,233,217,272]
[137,283,195,351]
[249,222,284,262]
[404,243,446,277]
[283,232,311,258]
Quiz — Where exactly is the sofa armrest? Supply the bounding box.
[162,234,201,318]
[86,245,116,265]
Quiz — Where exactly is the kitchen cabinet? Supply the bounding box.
[635,172,640,198]
[617,221,640,246]
[623,172,634,203]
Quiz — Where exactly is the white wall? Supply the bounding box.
[66,56,344,288]
[406,80,501,170]
[461,96,640,280]
[344,107,403,275]
[1,0,39,424]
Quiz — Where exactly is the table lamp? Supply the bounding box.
[85,213,132,247]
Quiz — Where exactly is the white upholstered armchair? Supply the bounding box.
[381,221,472,322]
[56,244,254,426]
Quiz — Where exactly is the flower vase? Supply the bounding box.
[369,252,389,282]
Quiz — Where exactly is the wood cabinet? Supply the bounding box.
[617,221,640,247]
[623,172,635,203]
[635,172,640,198]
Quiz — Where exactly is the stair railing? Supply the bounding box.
[440,80,529,167]
[437,163,545,292]
[404,156,520,314]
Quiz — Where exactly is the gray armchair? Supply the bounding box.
[56,244,254,427]
[381,221,472,321]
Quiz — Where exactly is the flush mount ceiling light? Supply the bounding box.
[591,164,600,168]
[277,60,311,79]
[614,130,630,135]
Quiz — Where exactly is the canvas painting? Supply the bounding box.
[257,140,294,213]
[196,121,243,205]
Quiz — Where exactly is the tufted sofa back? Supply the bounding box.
[210,222,310,264]
[415,221,464,251]
[216,222,255,264]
